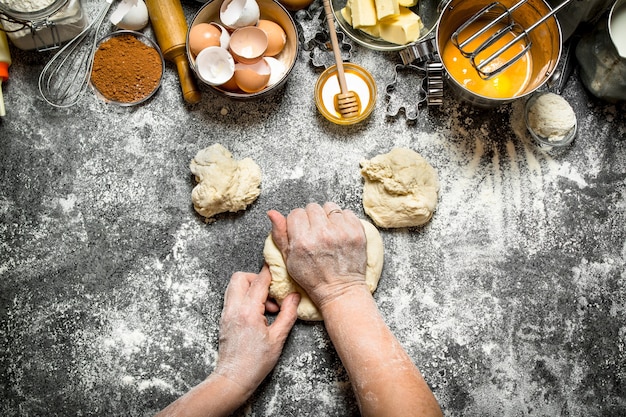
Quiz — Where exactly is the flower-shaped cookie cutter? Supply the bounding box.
[296,0,354,68]
[308,29,353,69]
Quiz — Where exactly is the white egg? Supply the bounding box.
[111,0,149,31]
[195,46,236,86]
[220,0,260,29]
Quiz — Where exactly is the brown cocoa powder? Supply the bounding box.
[91,34,163,104]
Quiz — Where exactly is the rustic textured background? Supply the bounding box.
[1,0,625,415]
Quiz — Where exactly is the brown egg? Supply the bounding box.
[257,19,286,56]
[189,23,222,56]
[229,26,268,64]
[234,60,271,93]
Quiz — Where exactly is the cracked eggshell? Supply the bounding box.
[256,19,286,56]
[212,23,231,48]
[220,0,260,29]
[234,59,271,93]
[264,57,286,87]
[195,46,236,86]
[111,0,149,31]
[229,26,268,64]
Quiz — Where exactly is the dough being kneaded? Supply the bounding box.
[360,147,439,228]
[263,219,384,321]
[190,143,261,220]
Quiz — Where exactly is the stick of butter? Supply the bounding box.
[349,0,377,28]
[374,0,399,21]
[377,8,422,44]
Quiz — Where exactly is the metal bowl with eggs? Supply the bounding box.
[187,0,299,99]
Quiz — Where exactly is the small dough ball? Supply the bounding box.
[527,92,576,141]
[264,219,384,321]
[360,148,439,228]
[190,143,261,220]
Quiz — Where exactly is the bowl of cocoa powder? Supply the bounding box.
[90,30,165,106]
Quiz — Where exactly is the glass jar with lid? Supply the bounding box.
[0,0,88,51]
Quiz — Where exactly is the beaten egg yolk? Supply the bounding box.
[442,20,532,98]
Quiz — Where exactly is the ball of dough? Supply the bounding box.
[527,92,576,142]
[263,220,384,321]
[190,143,261,220]
[360,147,439,228]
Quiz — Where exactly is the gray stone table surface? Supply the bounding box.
[1,0,626,416]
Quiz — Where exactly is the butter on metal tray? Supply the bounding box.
[341,2,423,45]
[345,0,377,28]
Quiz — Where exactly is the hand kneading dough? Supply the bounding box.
[360,148,439,228]
[190,144,261,220]
[263,220,384,321]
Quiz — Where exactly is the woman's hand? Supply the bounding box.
[268,202,368,309]
[214,265,300,395]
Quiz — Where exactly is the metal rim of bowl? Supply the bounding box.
[91,30,165,106]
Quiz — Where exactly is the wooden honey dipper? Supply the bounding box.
[322,0,360,119]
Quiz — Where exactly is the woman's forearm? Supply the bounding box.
[155,373,251,417]
[321,286,443,417]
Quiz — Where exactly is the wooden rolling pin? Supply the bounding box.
[145,0,202,104]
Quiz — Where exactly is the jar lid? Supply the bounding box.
[0,0,69,22]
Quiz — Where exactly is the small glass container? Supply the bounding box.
[524,92,577,152]
[315,62,377,126]
[0,0,88,51]
[90,30,165,106]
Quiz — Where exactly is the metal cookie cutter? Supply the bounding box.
[298,1,354,68]
[386,38,444,120]
[308,29,353,69]
[385,64,427,120]
[385,37,444,120]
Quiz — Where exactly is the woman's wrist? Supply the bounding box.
[211,366,258,401]
[203,372,254,414]
[317,282,374,318]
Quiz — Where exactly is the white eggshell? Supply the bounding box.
[220,0,260,29]
[196,46,236,86]
[212,23,231,48]
[264,57,286,87]
[111,0,149,31]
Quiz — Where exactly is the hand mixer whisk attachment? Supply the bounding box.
[38,0,114,108]
[451,0,572,80]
